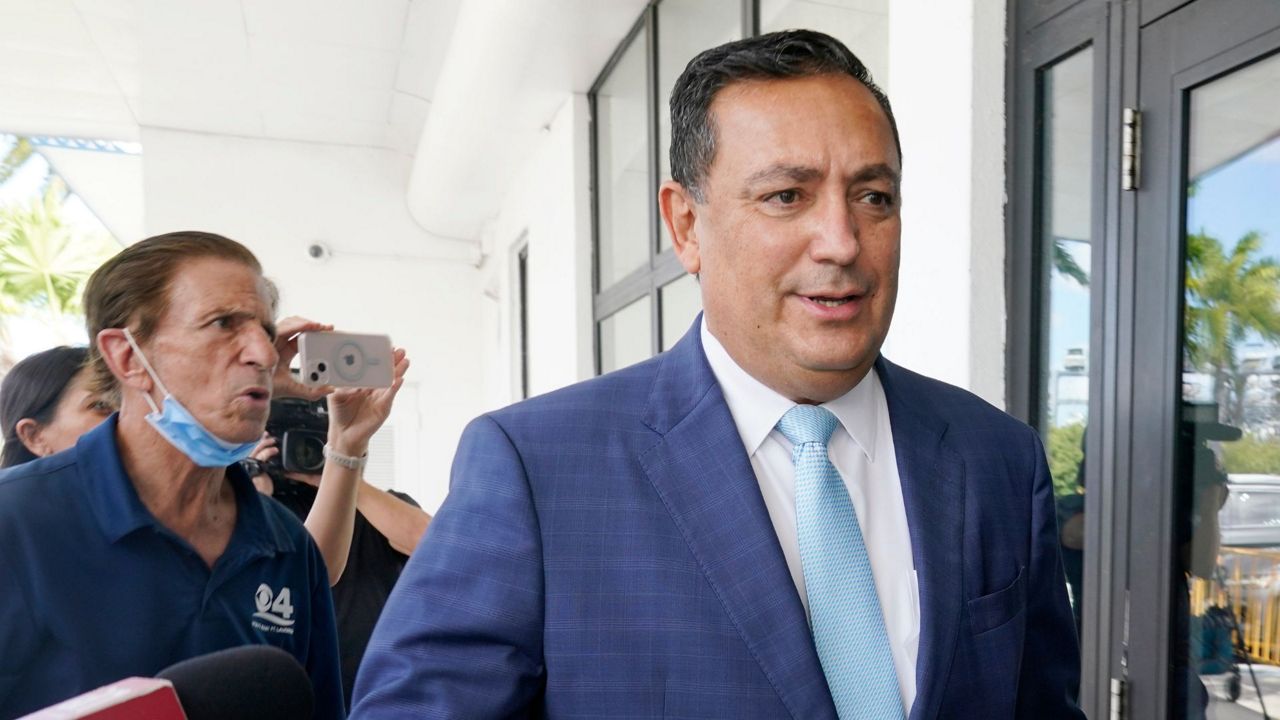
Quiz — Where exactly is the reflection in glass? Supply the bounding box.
[657,0,741,250]
[760,0,889,87]
[1179,51,1280,718]
[597,32,651,287]
[599,297,652,374]
[660,273,702,351]
[1036,47,1094,634]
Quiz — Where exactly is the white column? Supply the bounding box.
[883,0,1006,408]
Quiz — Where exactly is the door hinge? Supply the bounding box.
[1109,678,1127,720]
[1110,591,1131,719]
[1122,108,1142,191]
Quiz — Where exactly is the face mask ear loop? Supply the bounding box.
[121,328,170,415]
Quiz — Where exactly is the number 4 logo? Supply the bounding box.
[271,587,294,620]
[253,583,297,627]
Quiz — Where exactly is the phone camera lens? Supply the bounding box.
[318,362,327,372]
[310,371,320,382]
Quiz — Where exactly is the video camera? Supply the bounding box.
[262,398,329,476]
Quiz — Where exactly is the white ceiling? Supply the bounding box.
[405,0,649,240]
[40,142,145,241]
[0,0,461,151]
[0,0,648,247]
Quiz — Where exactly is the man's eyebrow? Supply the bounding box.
[847,163,901,193]
[198,307,267,329]
[743,164,824,188]
[198,306,241,322]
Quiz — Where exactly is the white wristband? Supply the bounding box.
[323,444,368,472]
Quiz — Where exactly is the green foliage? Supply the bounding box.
[1046,422,1086,498]
[0,140,120,371]
[0,179,117,322]
[1221,434,1280,474]
[1053,240,1089,286]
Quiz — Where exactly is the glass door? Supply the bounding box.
[1009,3,1115,712]
[1129,1,1280,715]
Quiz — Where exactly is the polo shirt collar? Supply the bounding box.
[80,414,294,554]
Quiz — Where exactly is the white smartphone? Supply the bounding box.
[297,331,394,388]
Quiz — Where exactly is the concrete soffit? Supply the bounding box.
[405,0,647,263]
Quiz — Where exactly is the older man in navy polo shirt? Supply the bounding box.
[0,231,402,719]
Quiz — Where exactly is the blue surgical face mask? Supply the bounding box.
[122,328,259,468]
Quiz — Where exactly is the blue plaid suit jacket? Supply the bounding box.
[351,318,1084,719]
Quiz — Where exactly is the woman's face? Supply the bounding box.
[24,368,113,457]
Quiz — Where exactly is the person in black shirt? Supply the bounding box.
[246,428,430,709]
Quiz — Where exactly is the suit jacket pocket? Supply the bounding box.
[967,565,1027,635]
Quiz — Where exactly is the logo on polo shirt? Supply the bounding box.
[251,583,296,635]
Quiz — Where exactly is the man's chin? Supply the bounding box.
[790,326,885,371]
[223,415,268,445]
[792,344,877,374]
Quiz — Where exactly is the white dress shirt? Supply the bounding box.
[700,319,920,711]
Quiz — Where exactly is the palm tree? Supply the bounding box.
[0,178,117,335]
[1184,229,1280,424]
[1053,238,1090,286]
[0,139,121,371]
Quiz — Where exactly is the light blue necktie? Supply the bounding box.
[777,405,904,720]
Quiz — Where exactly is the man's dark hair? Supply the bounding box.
[82,230,263,397]
[0,346,90,467]
[669,29,901,202]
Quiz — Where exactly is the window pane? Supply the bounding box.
[597,31,651,288]
[1036,46,1094,641]
[1178,51,1280,713]
[760,0,889,89]
[599,297,652,374]
[657,0,742,250]
[660,273,702,351]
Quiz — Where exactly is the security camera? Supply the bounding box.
[306,242,332,263]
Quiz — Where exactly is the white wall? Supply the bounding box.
[477,94,595,409]
[141,128,484,512]
[883,0,1006,408]
[967,0,1008,408]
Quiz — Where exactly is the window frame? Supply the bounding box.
[588,0,756,374]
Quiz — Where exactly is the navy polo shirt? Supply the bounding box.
[0,416,345,720]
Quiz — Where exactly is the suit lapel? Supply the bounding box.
[638,321,837,720]
[876,358,965,720]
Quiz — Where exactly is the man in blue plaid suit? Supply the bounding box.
[351,30,1083,719]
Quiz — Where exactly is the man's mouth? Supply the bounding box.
[242,387,270,401]
[808,295,857,307]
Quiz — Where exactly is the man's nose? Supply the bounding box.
[808,194,861,265]
[243,326,279,369]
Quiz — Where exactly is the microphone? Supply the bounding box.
[156,645,314,720]
[15,677,186,719]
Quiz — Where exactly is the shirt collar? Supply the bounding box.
[80,414,293,553]
[700,318,879,461]
[80,414,151,542]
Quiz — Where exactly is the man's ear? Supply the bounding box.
[15,418,50,458]
[659,180,702,275]
[96,328,152,394]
